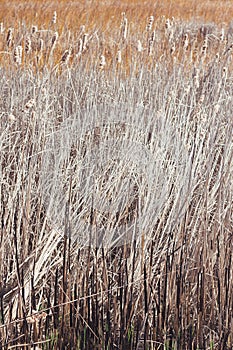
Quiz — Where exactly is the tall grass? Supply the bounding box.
[0,1,233,349]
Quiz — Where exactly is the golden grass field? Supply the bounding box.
[1,0,233,73]
[1,0,233,27]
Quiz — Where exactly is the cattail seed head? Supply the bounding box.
[99,55,106,69]
[146,15,154,31]
[25,36,32,54]
[25,99,35,110]
[215,52,220,62]
[194,76,199,89]
[165,19,171,30]
[0,22,4,34]
[220,28,224,41]
[79,25,85,33]
[61,50,70,63]
[121,13,128,41]
[213,104,220,114]
[170,42,176,55]
[183,33,189,50]
[51,31,58,48]
[151,30,156,42]
[148,39,153,56]
[52,11,57,24]
[199,94,205,104]
[61,46,72,64]
[201,38,208,56]
[202,38,208,50]
[31,25,38,34]
[77,38,83,56]
[76,40,83,58]
[8,113,16,123]
[38,38,44,52]
[224,43,233,55]
[6,27,13,47]
[193,68,200,88]
[82,33,88,51]
[116,50,122,63]
[13,45,22,65]
[137,40,143,52]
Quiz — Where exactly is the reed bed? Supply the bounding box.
[0,1,233,349]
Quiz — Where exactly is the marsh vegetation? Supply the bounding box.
[0,1,233,349]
